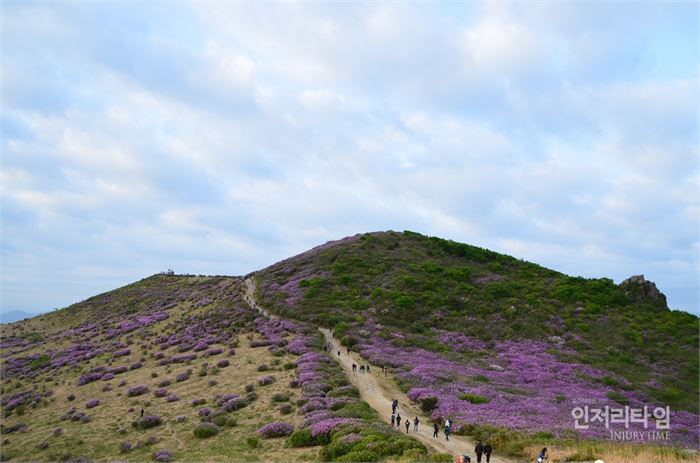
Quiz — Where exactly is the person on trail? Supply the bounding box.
[140,408,144,418]
[413,416,419,431]
[337,350,341,357]
[433,422,439,438]
[347,348,350,355]
[360,365,365,373]
[391,414,395,427]
[396,413,401,428]
[444,422,451,441]
[483,443,492,463]
[366,365,370,373]
[352,363,356,372]
[475,441,484,463]
[537,447,547,463]
[391,399,398,414]
[405,419,410,433]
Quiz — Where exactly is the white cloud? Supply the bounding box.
[0,1,697,315]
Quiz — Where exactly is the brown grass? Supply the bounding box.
[522,442,700,463]
[1,334,318,462]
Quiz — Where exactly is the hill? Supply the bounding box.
[255,231,699,446]
[1,231,698,462]
[0,275,427,462]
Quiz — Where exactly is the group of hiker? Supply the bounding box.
[329,334,550,463]
[390,399,502,463]
[390,399,420,434]
[351,362,370,373]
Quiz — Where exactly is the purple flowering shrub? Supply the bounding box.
[258,421,294,438]
[127,385,149,397]
[257,375,275,386]
[85,399,101,409]
[112,348,131,358]
[153,389,168,398]
[165,394,180,403]
[153,449,172,462]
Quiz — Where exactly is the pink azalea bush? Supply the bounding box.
[258,421,294,438]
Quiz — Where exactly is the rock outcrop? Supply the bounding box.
[619,274,668,310]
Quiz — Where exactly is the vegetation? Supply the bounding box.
[257,231,699,414]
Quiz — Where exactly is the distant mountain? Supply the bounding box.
[0,310,46,324]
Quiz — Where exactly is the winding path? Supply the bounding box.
[244,277,520,463]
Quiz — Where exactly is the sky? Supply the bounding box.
[1,2,698,315]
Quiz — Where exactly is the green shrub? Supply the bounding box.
[271,393,289,403]
[287,429,314,448]
[327,386,360,398]
[245,436,259,449]
[420,397,438,413]
[193,423,219,438]
[606,391,629,405]
[429,453,453,462]
[212,415,236,427]
[337,449,377,462]
[459,393,490,404]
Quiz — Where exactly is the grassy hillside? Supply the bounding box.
[0,275,432,462]
[255,231,699,424]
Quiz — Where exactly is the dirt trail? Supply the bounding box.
[244,277,521,463]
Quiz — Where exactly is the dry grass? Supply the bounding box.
[1,334,317,462]
[522,442,700,463]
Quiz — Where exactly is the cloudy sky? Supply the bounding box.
[1,2,698,315]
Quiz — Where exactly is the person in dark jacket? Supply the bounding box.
[396,413,401,429]
[390,414,395,426]
[537,447,547,463]
[483,443,492,463]
[475,441,483,463]
[413,416,419,431]
[405,419,410,433]
[433,422,439,438]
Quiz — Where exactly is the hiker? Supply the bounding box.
[360,365,365,373]
[444,422,451,441]
[413,416,419,431]
[484,443,492,463]
[391,399,398,414]
[396,413,401,428]
[140,408,144,418]
[366,365,370,373]
[337,350,340,357]
[432,422,439,438]
[405,419,410,433]
[537,447,547,463]
[391,414,395,427]
[381,365,384,374]
[352,363,356,372]
[347,348,350,355]
[475,441,483,463]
